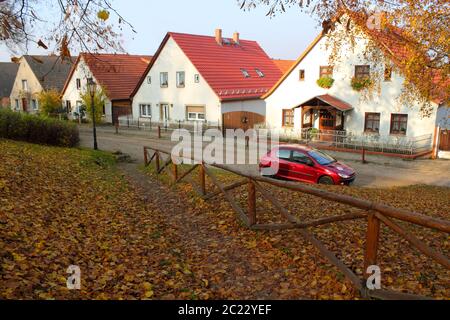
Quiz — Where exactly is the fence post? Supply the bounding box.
[158,126,161,139]
[199,164,206,196]
[115,122,119,134]
[364,212,381,278]
[178,120,181,129]
[362,147,367,164]
[247,179,257,226]
[172,163,178,181]
[143,147,148,166]
[155,152,160,172]
[137,118,140,130]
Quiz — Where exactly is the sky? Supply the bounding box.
[0,0,321,62]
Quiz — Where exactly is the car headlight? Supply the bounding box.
[338,173,351,179]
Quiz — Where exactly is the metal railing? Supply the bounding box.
[117,115,221,133]
[274,128,433,156]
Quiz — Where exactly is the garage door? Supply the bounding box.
[222,111,265,131]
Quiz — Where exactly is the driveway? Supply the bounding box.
[79,125,450,188]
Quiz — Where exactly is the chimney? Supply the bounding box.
[215,28,222,45]
[233,32,240,44]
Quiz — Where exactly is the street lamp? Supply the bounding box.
[87,78,98,150]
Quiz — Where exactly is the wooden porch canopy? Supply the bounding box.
[295,94,353,112]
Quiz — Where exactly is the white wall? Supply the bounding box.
[265,23,438,138]
[132,37,221,123]
[62,58,112,123]
[10,58,42,114]
[221,99,266,116]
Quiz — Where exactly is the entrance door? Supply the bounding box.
[22,98,28,112]
[440,129,450,151]
[160,104,170,123]
[319,109,335,131]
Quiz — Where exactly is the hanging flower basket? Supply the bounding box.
[316,76,335,89]
[351,77,373,91]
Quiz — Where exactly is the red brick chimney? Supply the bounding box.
[233,32,240,44]
[215,28,222,45]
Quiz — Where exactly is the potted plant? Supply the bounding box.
[351,77,372,91]
[316,76,335,89]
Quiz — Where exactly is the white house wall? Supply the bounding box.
[265,26,438,138]
[132,37,221,123]
[221,99,266,117]
[62,58,112,123]
[9,58,43,114]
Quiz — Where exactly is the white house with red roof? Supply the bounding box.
[62,53,152,124]
[131,30,283,129]
[263,14,449,157]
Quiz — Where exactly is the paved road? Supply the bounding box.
[79,126,450,188]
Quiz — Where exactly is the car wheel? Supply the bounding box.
[318,176,335,185]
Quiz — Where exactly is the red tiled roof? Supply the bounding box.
[297,94,353,112]
[272,59,296,74]
[164,32,282,101]
[63,53,152,100]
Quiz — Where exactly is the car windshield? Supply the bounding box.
[308,150,336,165]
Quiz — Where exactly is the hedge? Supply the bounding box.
[0,109,79,147]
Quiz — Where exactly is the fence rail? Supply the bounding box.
[143,145,449,300]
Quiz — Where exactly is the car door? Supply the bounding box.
[275,148,292,178]
[290,150,317,183]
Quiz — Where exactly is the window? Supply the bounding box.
[364,112,381,133]
[160,72,168,87]
[390,114,408,135]
[67,100,72,113]
[355,65,370,79]
[276,149,291,160]
[299,69,305,81]
[176,71,185,88]
[15,99,19,110]
[194,74,200,83]
[140,104,152,118]
[186,106,205,121]
[308,150,336,165]
[31,99,38,110]
[319,66,333,78]
[76,78,81,90]
[282,109,294,127]
[22,80,28,91]
[147,76,151,84]
[75,101,82,113]
[384,67,392,81]
[292,151,313,165]
[255,69,265,77]
[241,69,250,78]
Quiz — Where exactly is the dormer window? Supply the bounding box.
[255,69,265,78]
[241,69,250,78]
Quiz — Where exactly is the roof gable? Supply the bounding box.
[133,32,282,101]
[264,13,448,103]
[0,62,19,97]
[23,55,75,92]
[63,54,152,101]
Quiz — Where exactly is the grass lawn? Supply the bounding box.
[1,139,448,299]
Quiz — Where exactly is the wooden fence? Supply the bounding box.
[143,146,450,300]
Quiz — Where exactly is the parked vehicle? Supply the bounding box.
[259,145,356,185]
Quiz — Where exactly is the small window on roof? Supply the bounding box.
[255,69,264,78]
[241,69,250,78]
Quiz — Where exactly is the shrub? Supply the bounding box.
[80,87,108,124]
[351,77,373,91]
[0,109,79,147]
[38,89,63,116]
[316,76,335,89]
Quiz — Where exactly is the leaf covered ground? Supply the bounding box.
[0,139,448,299]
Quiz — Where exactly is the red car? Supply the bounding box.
[259,145,356,185]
